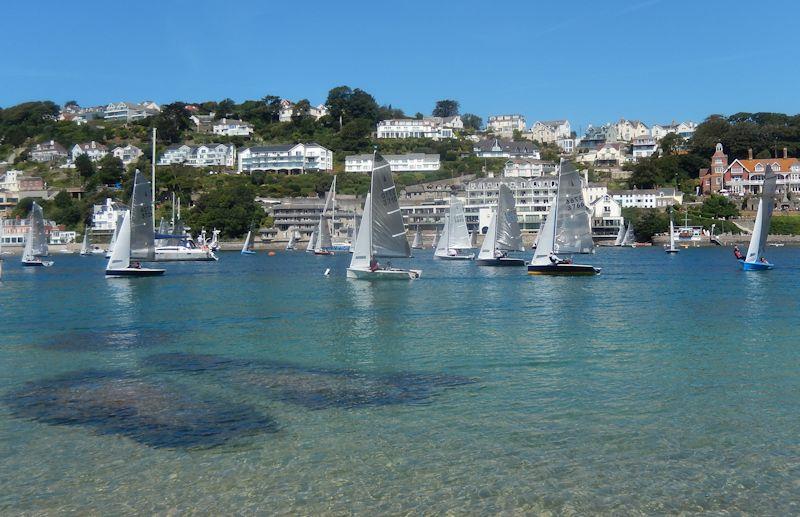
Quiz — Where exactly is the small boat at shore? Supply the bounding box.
[740,164,777,271]
[21,202,53,267]
[106,170,164,276]
[347,152,421,280]
[476,184,525,266]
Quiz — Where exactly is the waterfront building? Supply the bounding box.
[465,175,559,231]
[0,170,46,195]
[92,198,128,231]
[487,115,526,138]
[104,101,160,122]
[345,153,440,173]
[212,118,254,137]
[0,217,58,246]
[503,158,556,178]
[270,197,357,236]
[30,140,68,163]
[702,144,800,196]
[376,118,456,139]
[473,139,540,159]
[529,120,571,143]
[111,144,143,166]
[631,137,658,160]
[610,187,683,208]
[588,193,624,239]
[71,141,108,162]
[238,143,333,174]
[158,143,236,168]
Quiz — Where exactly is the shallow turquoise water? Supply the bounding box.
[1,247,800,514]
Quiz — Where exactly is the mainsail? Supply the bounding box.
[446,197,471,250]
[745,164,777,263]
[432,228,441,249]
[494,184,523,252]
[412,227,423,248]
[129,170,156,261]
[622,222,635,246]
[80,231,90,254]
[306,230,317,252]
[553,161,594,254]
[530,202,557,266]
[470,228,478,248]
[369,153,410,258]
[349,194,372,270]
[315,176,336,251]
[613,223,626,246]
[24,202,49,259]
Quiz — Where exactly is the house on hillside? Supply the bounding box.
[30,141,68,163]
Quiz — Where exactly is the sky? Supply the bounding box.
[2,0,799,131]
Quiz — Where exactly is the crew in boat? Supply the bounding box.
[760,257,769,264]
[549,253,572,265]
[369,257,379,272]
[494,249,508,259]
[733,245,745,260]
[447,249,457,257]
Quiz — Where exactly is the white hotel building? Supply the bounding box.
[238,143,333,174]
[487,114,526,138]
[610,188,683,208]
[345,153,440,173]
[376,119,455,140]
[158,144,237,168]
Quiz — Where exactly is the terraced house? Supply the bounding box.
[158,143,236,168]
[238,143,333,174]
[700,144,800,196]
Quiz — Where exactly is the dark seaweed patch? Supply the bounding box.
[4,370,276,449]
[144,352,475,410]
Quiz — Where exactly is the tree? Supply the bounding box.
[64,100,78,108]
[461,113,482,131]
[622,207,669,242]
[187,181,264,238]
[216,98,236,119]
[660,133,685,156]
[96,155,125,185]
[152,102,191,144]
[291,99,312,123]
[432,100,459,118]
[325,86,379,125]
[700,195,740,219]
[75,154,94,181]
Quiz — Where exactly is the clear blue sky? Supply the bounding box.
[2,0,798,131]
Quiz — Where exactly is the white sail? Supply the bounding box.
[745,165,777,263]
[306,230,316,252]
[435,214,452,257]
[242,231,252,253]
[286,229,297,250]
[530,201,557,266]
[446,197,472,250]
[369,154,410,258]
[553,162,594,254]
[622,222,635,246]
[477,211,498,261]
[412,227,423,248]
[80,231,90,255]
[129,170,155,261]
[349,193,372,270]
[106,210,132,270]
[613,223,625,246]
[495,184,523,252]
[315,217,333,251]
[668,216,676,250]
[432,228,441,249]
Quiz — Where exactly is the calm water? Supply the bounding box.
[2,247,800,514]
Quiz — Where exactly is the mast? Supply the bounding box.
[151,127,157,228]
[369,150,375,259]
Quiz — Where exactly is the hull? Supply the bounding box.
[105,267,165,276]
[475,257,526,267]
[665,248,680,254]
[314,250,335,256]
[241,250,256,255]
[155,247,217,261]
[346,267,422,280]
[527,263,601,276]
[22,260,53,267]
[739,259,773,271]
[434,253,475,261]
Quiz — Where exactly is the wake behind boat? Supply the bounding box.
[476,184,525,266]
[739,164,777,271]
[527,160,600,276]
[347,152,421,280]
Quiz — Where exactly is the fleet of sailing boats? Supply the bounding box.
[476,184,526,266]
[347,153,421,280]
[434,197,474,260]
[740,164,777,270]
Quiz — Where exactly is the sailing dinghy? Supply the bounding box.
[527,160,600,275]
[435,197,474,260]
[241,230,256,255]
[476,184,525,266]
[411,226,423,249]
[21,202,53,267]
[347,153,421,280]
[740,164,777,270]
[613,223,625,246]
[665,210,679,254]
[105,170,164,276]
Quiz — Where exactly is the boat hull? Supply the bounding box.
[105,268,165,277]
[434,253,475,261]
[665,249,680,254]
[314,250,335,256]
[475,257,526,267]
[527,264,601,275]
[22,260,53,267]
[241,250,256,255]
[155,248,217,261]
[739,259,773,271]
[346,267,422,280]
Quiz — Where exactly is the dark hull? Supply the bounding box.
[106,268,165,277]
[527,264,601,275]
[22,261,46,267]
[475,258,526,267]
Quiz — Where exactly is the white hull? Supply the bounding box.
[434,252,474,261]
[346,267,421,280]
[154,247,217,261]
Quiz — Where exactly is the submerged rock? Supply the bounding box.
[4,370,276,449]
[144,353,475,410]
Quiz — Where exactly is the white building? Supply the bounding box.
[473,139,540,159]
[212,118,254,137]
[30,140,68,162]
[111,144,143,166]
[92,198,128,231]
[588,194,624,238]
[345,153,440,173]
[529,120,571,143]
[631,137,658,160]
[71,141,108,162]
[279,101,329,122]
[557,136,575,154]
[238,143,333,174]
[104,102,160,122]
[376,118,456,139]
[613,119,649,142]
[465,175,559,231]
[158,143,236,168]
[487,115,526,138]
[650,121,697,141]
[610,188,683,208]
[49,229,76,244]
[503,158,556,178]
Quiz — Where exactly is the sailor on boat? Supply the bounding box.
[733,246,744,260]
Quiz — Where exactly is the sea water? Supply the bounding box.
[1,247,800,514]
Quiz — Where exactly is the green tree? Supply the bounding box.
[432,99,459,118]
[75,154,94,181]
[96,155,125,185]
[461,113,482,131]
[622,207,669,242]
[291,99,312,123]
[700,195,740,219]
[152,102,191,144]
[186,181,264,238]
[660,133,685,155]
[216,98,236,119]
[325,86,379,125]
